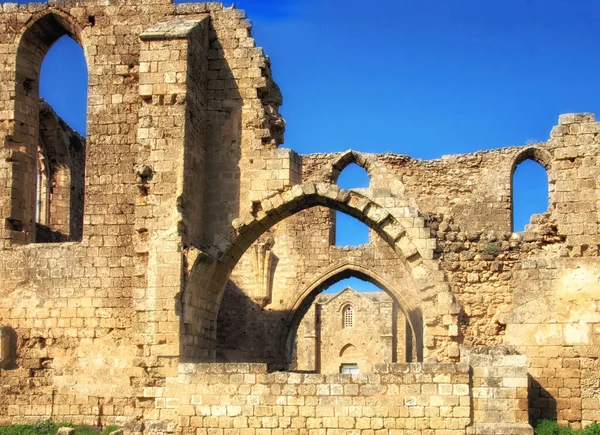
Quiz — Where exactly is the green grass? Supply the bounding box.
[0,422,120,435]
[536,420,600,435]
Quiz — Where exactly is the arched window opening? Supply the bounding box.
[34,33,87,243]
[7,13,87,244]
[343,305,354,328]
[334,163,370,246]
[339,344,360,374]
[512,159,548,232]
[290,273,417,373]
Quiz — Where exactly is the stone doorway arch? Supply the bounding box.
[282,261,424,366]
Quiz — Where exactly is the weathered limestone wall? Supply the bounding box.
[466,348,531,435]
[218,149,454,366]
[0,0,285,427]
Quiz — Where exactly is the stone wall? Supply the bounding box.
[172,362,473,435]
[465,347,531,435]
[0,0,599,433]
[0,0,285,427]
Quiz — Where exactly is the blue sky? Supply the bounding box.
[12,0,591,293]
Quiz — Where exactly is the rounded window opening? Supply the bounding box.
[334,163,370,246]
[511,158,548,232]
[35,33,87,242]
[291,275,416,374]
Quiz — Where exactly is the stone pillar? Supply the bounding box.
[252,236,275,306]
[379,300,394,363]
[465,347,533,435]
[300,304,318,372]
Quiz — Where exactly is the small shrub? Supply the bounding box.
[482,242,500,256]
[35,422,59,435]
[536,420,561,435]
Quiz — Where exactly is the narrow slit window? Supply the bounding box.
[344,305,354,328]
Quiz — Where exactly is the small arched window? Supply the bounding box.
[343,305,354,328]
[511,149,550,232]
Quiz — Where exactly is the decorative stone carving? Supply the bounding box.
[252,236,275,306]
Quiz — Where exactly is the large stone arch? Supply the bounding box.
[280,261,425,365]
[183,182,461,362]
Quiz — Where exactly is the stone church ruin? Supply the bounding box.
[0,1,599,435]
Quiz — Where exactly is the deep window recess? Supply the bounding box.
[34,33,87,243]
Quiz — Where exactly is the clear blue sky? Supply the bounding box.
[12,0,592,292]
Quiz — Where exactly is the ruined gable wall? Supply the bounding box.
[294,290,409,373]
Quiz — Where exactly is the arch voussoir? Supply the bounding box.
[380,219,406,244]
[364,203,390,225]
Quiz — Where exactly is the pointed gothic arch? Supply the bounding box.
[183,182,458,363]
[331,150,374,184]
[281,261,423,365]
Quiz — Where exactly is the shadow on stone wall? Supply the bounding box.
[217,279,291,369]
[216,274,422,370]
[529,375,557,425]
